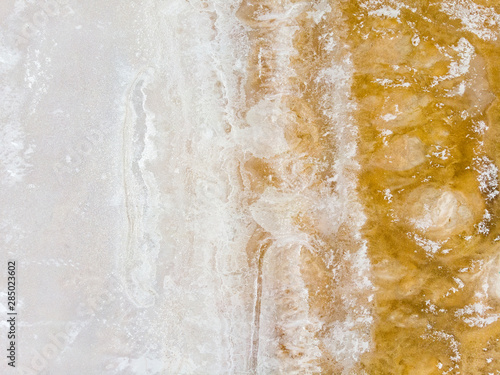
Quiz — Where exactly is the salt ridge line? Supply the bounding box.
[121,68,160,309]
[237,2,324,373]
[309,2,373,372]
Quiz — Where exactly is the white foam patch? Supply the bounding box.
[368,6,400,18]
[455,302,500,328]
[306,0,332,24]
[432,37,475,87]
[412,233,444,256]
[234,99,290,158]
[474,156,499,200]
[440,0,500,41]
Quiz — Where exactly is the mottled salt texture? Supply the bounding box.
[474,156,500,201]
[0,45,31,186]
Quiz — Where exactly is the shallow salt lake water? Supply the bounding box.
[1,0,500,374]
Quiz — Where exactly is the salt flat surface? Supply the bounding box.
[1,0,500,374]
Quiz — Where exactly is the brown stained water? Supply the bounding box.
[344,1,500,374]
[237,0,500,373]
